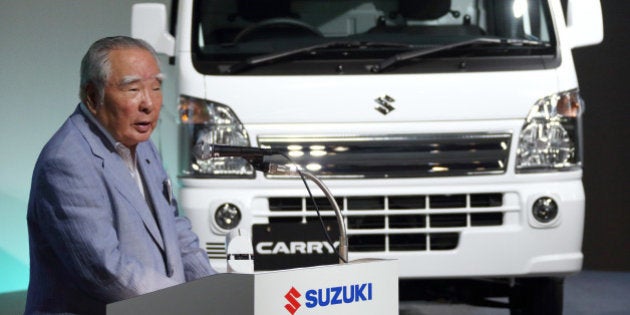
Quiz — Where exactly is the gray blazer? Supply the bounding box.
[25,105,214,314]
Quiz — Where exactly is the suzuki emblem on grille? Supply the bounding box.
[375,95,395,115]
[284,287,302,315]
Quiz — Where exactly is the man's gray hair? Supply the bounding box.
[79,36,160,105]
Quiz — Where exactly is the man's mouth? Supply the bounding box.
[134,121,152,132]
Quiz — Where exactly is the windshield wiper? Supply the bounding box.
[223,41,413,74]
[371,37,550,73]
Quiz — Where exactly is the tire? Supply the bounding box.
[509,277,564,315]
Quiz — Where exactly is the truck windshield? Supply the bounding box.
[192,0,557,75]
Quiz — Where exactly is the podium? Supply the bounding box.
[108,259,398,315]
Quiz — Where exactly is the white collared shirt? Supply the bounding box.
[114,142,146,198]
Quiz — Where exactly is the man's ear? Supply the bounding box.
[85,84,99,114]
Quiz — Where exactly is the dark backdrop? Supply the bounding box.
[574,0,630,271]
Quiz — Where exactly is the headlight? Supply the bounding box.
[178,95,254,178]
[516,89,583,172]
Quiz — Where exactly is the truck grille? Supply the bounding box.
[259,133,511,179]
[266,193,504,252]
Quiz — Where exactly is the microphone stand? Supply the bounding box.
[267,164,349,264]
[300,171,348,264]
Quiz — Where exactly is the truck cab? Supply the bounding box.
[132,0,603,313]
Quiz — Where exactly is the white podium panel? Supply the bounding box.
[254,259,398,314]
[108,259,398,315]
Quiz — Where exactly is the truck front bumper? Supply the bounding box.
[180,174,584,278]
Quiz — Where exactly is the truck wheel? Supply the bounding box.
[509,277,564,315]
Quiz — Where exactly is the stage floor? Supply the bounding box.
[2,270,628,314]
[399,270,630,315]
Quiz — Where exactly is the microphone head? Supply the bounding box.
[192,142,213,160]
[192,142,277,161]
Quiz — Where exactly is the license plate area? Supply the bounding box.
[252,220,340,271]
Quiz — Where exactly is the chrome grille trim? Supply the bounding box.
[258,133,511,179]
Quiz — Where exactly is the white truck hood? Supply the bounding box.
[204,69,559,124]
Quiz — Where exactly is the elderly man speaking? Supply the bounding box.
[25,36,215,314]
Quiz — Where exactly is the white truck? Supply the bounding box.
[132,0,602,313]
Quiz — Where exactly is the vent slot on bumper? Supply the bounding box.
[206,242,226,260]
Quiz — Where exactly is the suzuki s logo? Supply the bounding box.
[283,283,373,314]
[374,95,395,115]
[284,287,302,315]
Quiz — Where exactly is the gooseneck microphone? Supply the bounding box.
[192,143,276,160]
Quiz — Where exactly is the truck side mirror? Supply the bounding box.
[132,3,175,56]
[565,0,604,48]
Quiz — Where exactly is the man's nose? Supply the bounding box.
[140,88,158,113]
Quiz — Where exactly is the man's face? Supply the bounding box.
[89,48,163,149]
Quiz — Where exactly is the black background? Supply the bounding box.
[573,0,629,271]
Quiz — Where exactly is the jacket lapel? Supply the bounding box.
[137,143,180,277]
[136,145,172,251]
[108,155,166,251]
